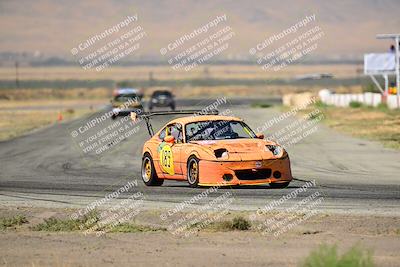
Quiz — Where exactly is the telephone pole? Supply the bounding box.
[15,61,19,88]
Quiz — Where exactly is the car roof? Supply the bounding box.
[168,115,242,125]
[115,88,140,95]
[152,91,172,97]
[153,90,171,94]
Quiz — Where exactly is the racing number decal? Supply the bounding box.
[159,144,175,175]
[162,149,172,168]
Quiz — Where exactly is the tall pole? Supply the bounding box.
[15,61,19,88]
[396,36,399,108]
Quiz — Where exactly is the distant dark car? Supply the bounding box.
[149,90,175,111]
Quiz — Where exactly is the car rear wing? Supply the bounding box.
[131,109,219,136]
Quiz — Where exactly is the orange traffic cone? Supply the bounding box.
[57,111,63,122]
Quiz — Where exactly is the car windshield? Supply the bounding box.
[114,94,140,102]
[153,91,171,97]
[185,120,256,141]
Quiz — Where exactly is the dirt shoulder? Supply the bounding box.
[0,206,399,267]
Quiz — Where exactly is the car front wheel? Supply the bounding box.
[142,154,164,186]
[187,156,199,187]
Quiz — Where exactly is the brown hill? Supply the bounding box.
[0,0,399,59]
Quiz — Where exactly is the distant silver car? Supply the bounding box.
[149,90,175,111]
[111,88,144,119]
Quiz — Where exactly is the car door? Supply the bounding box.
[157,123,184,178]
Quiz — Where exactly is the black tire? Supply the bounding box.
[148,105,153,111]
[269,182,290,189]
[141,154,164,186]
[187,156,200,187]
[170,104,175,111]
[111,114,117,120]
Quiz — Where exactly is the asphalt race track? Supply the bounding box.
[0,97,399,215]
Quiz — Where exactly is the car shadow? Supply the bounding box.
[163,184,300,190]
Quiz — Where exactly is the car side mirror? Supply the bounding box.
[256,133,264,139]
[164,135,175,143]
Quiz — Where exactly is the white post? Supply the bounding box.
[384,74,388,104]
[384,74,388,94]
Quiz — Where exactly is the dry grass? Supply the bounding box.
[0,100,98,141]
[0,99,106,108]
[0,87,112,100]
[301,244,374,267]
[140,84,363,98]
[0,64,361,81]
[0,215,28,230]
[0,88,107,141]
[203,216,252,231]
[0,84,363,101]
[304,103,400,149]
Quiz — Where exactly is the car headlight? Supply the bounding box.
[221,151,229,158]
[214,148,229,159]
[266,145,282,156]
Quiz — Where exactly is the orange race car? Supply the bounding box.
[132,110,293,188]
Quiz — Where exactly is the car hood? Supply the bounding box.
[190,138,281,160]
[112,100,141,108]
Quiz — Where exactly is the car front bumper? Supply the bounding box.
[197,156,293,186]
[112,107,143,116]
[150,100,173,107]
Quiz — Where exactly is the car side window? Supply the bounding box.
[159,124,183,143]
[159,127,166,140]
[169,123,183,143]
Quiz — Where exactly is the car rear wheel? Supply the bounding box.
[269,182,290,189]
[142,154,164,186]
[187,156,199,187]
